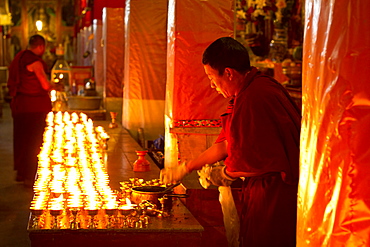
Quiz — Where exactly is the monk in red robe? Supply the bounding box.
[7,34,59,187]
[161,37,301,246]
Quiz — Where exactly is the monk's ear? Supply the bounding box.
[224,68,233,80]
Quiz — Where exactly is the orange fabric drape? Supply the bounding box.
[122,0,168,141]
[166,0,233,121]
[298,0,370,246]
[102,8,125,97]
[164,0,234,167]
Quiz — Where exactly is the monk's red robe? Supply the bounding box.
[7,49,51,183]
[216,67,301,246]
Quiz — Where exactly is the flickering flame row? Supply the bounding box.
[49,196,64,210]
[30,191,50,210]
[105,194,118,210]
[31,111,111,212]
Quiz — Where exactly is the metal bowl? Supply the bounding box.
[67,96,102,110]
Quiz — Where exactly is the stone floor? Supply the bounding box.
[0,103,33,247]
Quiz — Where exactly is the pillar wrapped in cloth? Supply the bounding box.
[122,0,168,142]
[298,0,370,245]
[164,0,233,167]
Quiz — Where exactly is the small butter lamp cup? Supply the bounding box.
[109,112,118,129]
[30,209,44,229]
[119,206,134,228]
[133,151,151,172]
[105,208,116,229]
[50,209,62,229]
[119,207,134,216]
[69,207,81,230]
[87,209,99,229]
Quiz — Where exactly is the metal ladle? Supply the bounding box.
[162,182,181,193]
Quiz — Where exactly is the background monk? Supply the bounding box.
[7,34,60,187]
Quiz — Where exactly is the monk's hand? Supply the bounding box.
[197,164,212,189]
[160,162,189,184]
[209,162,236,187]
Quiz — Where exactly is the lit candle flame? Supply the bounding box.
[31,111,114,216]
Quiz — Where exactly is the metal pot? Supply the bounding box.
[130,185,187,209]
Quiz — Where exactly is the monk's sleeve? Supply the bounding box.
[7,51,25,96]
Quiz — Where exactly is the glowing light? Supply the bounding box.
[36,20,43,31]
[30,111,120,225]
[120,198,136,210]
[50,90,57,102]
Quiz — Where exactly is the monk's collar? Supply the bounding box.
[235,67,259,96]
